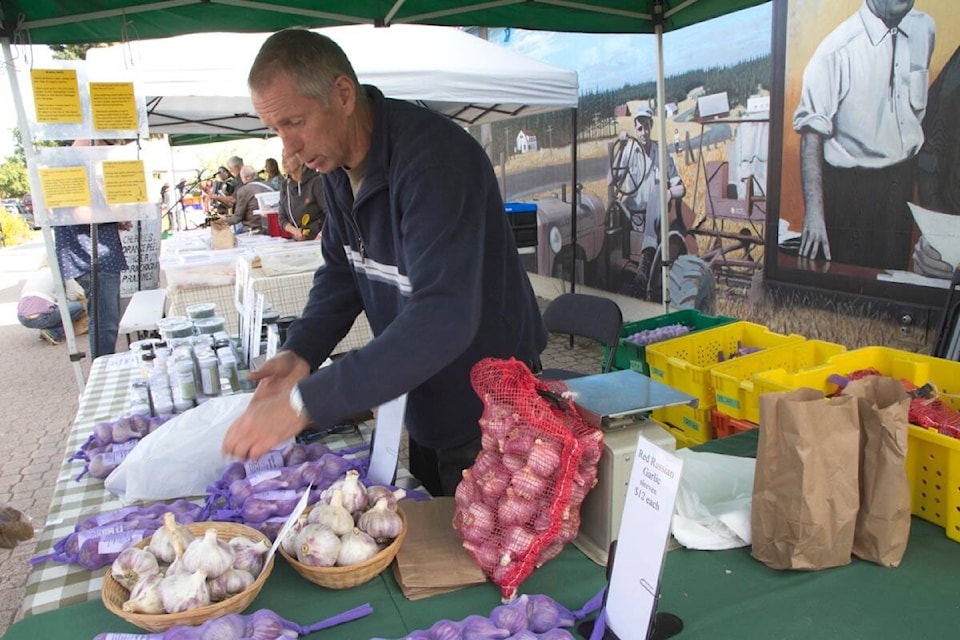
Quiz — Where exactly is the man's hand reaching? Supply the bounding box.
[222,350,312,461]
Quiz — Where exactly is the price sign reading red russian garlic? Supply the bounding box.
[604,436,683,639]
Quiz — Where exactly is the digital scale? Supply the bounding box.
[564,369,696,566]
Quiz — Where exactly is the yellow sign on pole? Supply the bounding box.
[102,160,149,205]
[38,166,91,208]
[30,69,83,123]
[90,82,139,131]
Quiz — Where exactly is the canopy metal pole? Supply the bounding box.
[2,37,87,393]
[570,106,578,294]
[654,3,671,313]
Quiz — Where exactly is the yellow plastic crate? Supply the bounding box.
[651,403,714,444]
[711,340,847,423]
[645,321,805,408]
[755,346,960,409]
[906,425,960,542]
[649,417,704,450]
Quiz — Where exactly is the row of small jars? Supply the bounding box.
[126,335,249,417]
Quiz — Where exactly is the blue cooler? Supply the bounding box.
[504,202,538,249]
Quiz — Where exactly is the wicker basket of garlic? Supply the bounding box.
[278,470,408,590]
[101,517,274,632]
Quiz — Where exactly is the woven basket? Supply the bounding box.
[280,506,407,589]
[101,522,274,632]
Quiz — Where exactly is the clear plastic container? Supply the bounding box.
[174,358,197,401]
[161,319,196,340]
[194,316,226,335]
[185,302,217,320]
[197,351,221,396]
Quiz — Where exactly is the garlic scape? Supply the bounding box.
[147,512,196,564]
[181,529,235,580]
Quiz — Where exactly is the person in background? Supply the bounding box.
[610,106,686,296]
[205,164,240,218]
[226,164,275,233]
[223,29,547,497]
[263,157,283,190]
[793,0,934,268]
[17,267,86,345]
[54,139,131,359]
[278,153,326,241]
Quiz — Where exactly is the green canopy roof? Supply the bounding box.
[1,0,767,43]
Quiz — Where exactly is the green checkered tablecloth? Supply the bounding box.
[18,352,382,619]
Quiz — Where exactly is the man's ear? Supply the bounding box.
[332,75,356,113]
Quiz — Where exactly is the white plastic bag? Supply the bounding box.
[671,449,755,550]
[105,393,252,503]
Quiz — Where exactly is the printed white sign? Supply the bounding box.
[604,435,683,639]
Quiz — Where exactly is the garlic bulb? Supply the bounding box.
[336,528,380,566]
[280,515,308,557]
[366,485,406,510]
[229,536,269,576]
[208,568,255,602]
[357,497,403,541]
[121,574,164,614]
[296,524,341,567]
[148,512,195,564]
[307,489,355,536]
[181,529,235,579]
[321,470,367,515]
[111,546,160,590]
[158,569,210,613]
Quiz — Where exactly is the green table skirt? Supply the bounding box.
[7,429,960,640]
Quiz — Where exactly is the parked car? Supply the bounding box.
[2,198,38,229]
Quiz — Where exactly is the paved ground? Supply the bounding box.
[0,236,605,636]
[0,237,92,634]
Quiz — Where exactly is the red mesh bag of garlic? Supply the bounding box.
[453,357,603,600]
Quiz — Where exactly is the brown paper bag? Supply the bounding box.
[72,308,89,336]
[210,218,236,249]
[842,376,911,567]
[751,388,860,570]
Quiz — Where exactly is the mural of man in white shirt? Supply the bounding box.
[793,0,935,270]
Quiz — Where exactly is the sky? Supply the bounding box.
[0,4,772,159]
[488,4,772,93]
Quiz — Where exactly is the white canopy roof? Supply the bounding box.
[86,24,579,139]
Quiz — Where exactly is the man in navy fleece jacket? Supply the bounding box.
[223,29,547,496]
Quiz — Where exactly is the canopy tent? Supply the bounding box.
[83,24,579,144]
[1,0,769,389]
[0,1,766,42]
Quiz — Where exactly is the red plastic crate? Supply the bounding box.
[711,409,758,439]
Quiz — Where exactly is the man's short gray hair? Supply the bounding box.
[248,29,364,108]
[240,165,259,181]
[227,156,244,170]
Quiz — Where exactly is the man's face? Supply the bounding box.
[866,0,914,27]
[634,118,652,146]
[253,73,353,174]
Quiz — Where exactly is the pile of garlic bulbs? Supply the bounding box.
[280,470,406,568]
[110,514,268,615]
